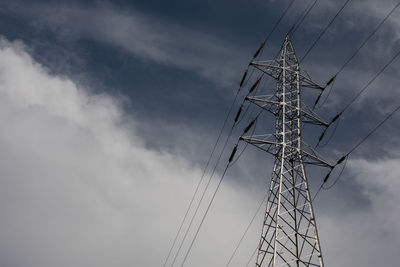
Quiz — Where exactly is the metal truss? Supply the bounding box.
[241,36,329,267]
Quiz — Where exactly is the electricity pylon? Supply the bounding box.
[240,36,333,266]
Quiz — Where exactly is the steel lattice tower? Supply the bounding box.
[240,36,333,266]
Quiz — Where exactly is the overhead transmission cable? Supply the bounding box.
[314,1,400,109]
[162,103,235,266]
[314,104,400,200]
[287,0,318,37]
[245,246,258,267]
[167,1,297,265]
[179,113,263,266]
[169,123,235,266]
[317,46,400,147]
[255,0,297,59]
[163,87,241,267]
[226,192,268,266]
[169,79,262,266]
[169,51,260,267]
[336,1,400,77]
[300,0,352,63]
[166,47,259,267]
[179,161,232,267]
[170,104,260,266]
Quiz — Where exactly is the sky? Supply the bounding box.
[0,0,399,266]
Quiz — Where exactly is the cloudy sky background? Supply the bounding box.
[0,0,399,266]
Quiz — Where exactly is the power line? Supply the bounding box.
[317,46,400,146]
[315,104,400,197]
[165,44,260,266]
[289,0,318,37]
[245,245,258,267]
[169,79,262,266]
[226,192,267,266]
[167,1,297,263]
[168,1,319,264]
[179,156,233,266]
[314,1,400,109]
[336,1,400,77]
[300,0,352,63]
[170,59,265,267]
[179,114,262,266]
[170,107,258,265]
[170,124,236,266]
[169,73,264,266]
[322,157,348,190]
[312,157,347,201]
[346,104,400,156]
[256,0,297,59]
[340,47,400,115]
[163,90,240,266]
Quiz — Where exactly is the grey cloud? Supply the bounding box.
[1,1,248,88]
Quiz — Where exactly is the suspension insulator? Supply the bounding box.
[249,77,261,93]
[326,75,337,86]
[336,156,347,165]
[243,119,256,134]
[331,112,342,123]
[314,93,322,105]
[318,129,326,142]
[323,172,331,183]
[229,145,238,163]
[240,71,248,87]
[234,105,243,122]
[253,42,265,58]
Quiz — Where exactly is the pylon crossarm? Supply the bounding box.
[250,61,324,90]
[245,95,276,104]
[245,96,329,126]
[245,95,279,116]
[299,71,325,90]
[250,60,282,80]
[251,101,278,116]
[300,141,334,168]
[240,135,277,155]
[300,101,329,126]
[301,154,332,167]
[240,136,333,168]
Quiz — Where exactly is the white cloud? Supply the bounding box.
[0,37,263,267]
[318,157,400,267]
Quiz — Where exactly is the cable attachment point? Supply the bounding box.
[240,71,248,87]
[234,105,243,123]
[243,119,256,134]
[229,145,238,163]
[249,77,262,93]
[253,42,265,58]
